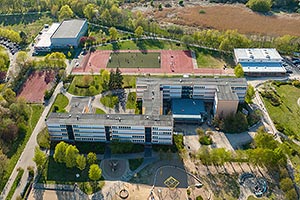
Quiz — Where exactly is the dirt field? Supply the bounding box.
[72,50,234,76]
[150,4,300,37]
[18,70,56,103]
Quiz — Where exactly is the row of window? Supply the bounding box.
[153,127,172,131]
[152,131,172,135]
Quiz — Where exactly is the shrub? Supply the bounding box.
[292,80,300,88]
[199,135,213,145]
[246,0,272,12]
[199,10,206,14]
[196,196,204,200]
[179,0,184,6]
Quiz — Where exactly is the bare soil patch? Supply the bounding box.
[150,4,300,37]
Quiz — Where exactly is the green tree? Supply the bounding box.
[37,128,50,149]
[275,35,298,54]
[58,5,74,21]
[197,146,211,165]
[76,154,87,171]
[254,131,278,150]
[135,26,144,38]
[109,27,118,41]
[3,88,16,105]
[280,177,294,192]
[245,84,255,104]
[33,146,47,171]
[285,189,298,200]
[115,67,123,89]
[16,51,28,68]
[65,145,79,168]
[181,35,194,46]
[84,3,98,21]
[53,141,69,163]
[234,64,244,78]
[87,152,97,165]
[89,164,102,181]
[246,0,272,12]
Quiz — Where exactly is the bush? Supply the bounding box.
[280,177,294,192]
[179,0,184,6]
[199,135,213,145]
[196,196,204,200]
[292,80,300,88]
[37,128,50,149]
[174,134,184,152]
[199,10,206,14]
[246,0,272,12]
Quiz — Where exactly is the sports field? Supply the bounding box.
[107,52,161,69]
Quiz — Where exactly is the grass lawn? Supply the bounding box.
[123,75,136,88]
[39,157,104,194]
[126,92,136,109]
[100,94,119,108]
[97,39,229,68]
[95,108,106,114]
[129,158,144,171]
[68,75,103,96]
[195,51,225,69]
[261,84,300,139]
[0,104,44,191]
[50,93,69,113]
[107,52,160,69]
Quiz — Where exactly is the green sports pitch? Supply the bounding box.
[106,52,161,68]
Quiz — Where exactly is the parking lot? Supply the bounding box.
[0,37,20,55]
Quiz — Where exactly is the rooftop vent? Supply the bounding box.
[250,55,254,59]
[179,79,182,83]
[68,114,72,118]
[106,115,110,119]
[146,116,149,120]
[266,55,270,59]
[76,115,80,120]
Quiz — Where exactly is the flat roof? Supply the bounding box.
[47,113,173,127]
[137,77,247,87]
[35,23,60,48]
[234,48,282,61]
[51,19,87,39]
[143,84,163,116]
[216,85,239,101]
[172,99,205,117]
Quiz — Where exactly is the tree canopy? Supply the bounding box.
[53,141,68,163]
[33,146,47,171]
[234,64,244,78]
[65,145,79,168]
[58,5,74,21]
[89,164,102,181]
[246,0,272,12]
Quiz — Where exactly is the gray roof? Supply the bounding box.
[142,84,163,116]
[51,19,87,39]
[216,85,239,101]
[47,113,173,127]
[137,77,247,87]
[234,48,282,61]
